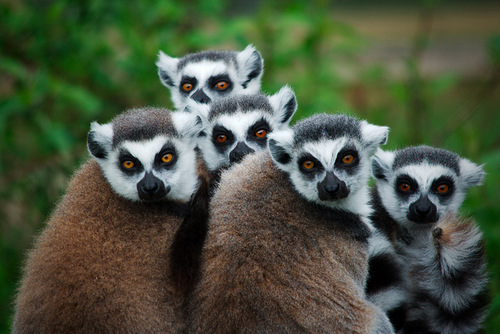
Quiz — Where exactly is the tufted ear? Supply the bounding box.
[236,44,264,91]
[172,111,205,143]
[371,148,395,181]
[87,122,113,160]
[360,120,389,155]
[268,85,297,126]
[459,158,486,188]
[268,128,294,171]
[156,50,180,88]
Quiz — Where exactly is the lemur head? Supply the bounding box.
[372,145,485,229]
[156,45,263,110]
[191,85,297,171]
[268,113,389,214]
[87,108,203,202]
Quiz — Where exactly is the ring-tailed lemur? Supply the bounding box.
[156,44,263,110]
[367,145,488,334]
[169,86,297,294]
[186,114,395,333]
[189,85,297,178]
[13,108,209,333]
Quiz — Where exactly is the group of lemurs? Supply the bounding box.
[13,44,489,333]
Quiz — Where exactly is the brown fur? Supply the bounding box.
[13,160,186,333]
[187,152,379,333]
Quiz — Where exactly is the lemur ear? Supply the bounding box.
[360,120,389,155]
[172,111,205,143]
[269,85,297,126]
[88,122,113,160]
[236,44,263,90]
[268,128,294,171]
[371,148,395,181]
[459,158,486,188]
[156,51,179,88]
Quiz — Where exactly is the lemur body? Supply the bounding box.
[170,86,297,294]
[367,145,488,334]
[157,45,263,110]
[13,108,207,333]
[186,114,394,333]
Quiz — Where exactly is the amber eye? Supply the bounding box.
[162,153,173,163]
[437,184,450,194]
[302,161,315,170]
[216,134,227,143]
[182,83,193,92]
[399,183,411,192]
[342,154,354,164]
[122,161,135,169]
[255,129,267,138]
[215,81,228,90]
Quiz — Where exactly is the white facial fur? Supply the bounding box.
[198,111,277,171]
[157,45,263,110]
[276,137,373,217]
[376,164,460,230]
[372,148,485,234]
[96,136,198,202]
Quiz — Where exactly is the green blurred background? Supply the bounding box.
[1,0,499,332]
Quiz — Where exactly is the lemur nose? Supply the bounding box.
[229,142,255,164]
[137,172,168,201]
[323,182,340,194]
[191,89,211,104]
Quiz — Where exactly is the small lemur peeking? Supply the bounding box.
[188,85,297,180]
[156,44,263,110]
[13,108,209,333]
[186,114,395,333]
[367,145,488,334]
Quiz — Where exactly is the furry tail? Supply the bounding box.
[404,214,489,334]
[169,174,210,296]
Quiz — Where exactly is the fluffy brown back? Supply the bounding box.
[13,160,186,333]
[187,152,378,333]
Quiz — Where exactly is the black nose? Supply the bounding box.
[317,172,349,201]
[137,172,168,201]
[191,89,211,104]
[229,142,255,164]
[408,195,438,224]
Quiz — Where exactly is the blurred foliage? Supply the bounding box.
[1,0,499,333]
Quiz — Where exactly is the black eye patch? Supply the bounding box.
[247,118,271,148]
[208,74,233,93]
[154,145,178,170]
[298,154,324,179]
[212,125,235,153]
[118,150,144,174]
[431,176,455,199]
[334,147,359,174]
[179,76,198,95]
[395,174,419,198]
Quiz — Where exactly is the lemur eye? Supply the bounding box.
[399,183,411,192]
[122,161,135,169]
[437,184,450,194]
[162,153,173,163]
[255,129,267,138]
[215,81,228,90]
[342,154,354,164]
[303,161,315,170]
[216,134,227,143]
[182,83,193,92]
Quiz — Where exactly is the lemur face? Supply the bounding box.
[157,45,263,110]
[269,114,389,211]
[87,109,202,202]
[372,146,485,228]
[192,86,297,172]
